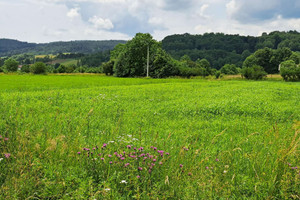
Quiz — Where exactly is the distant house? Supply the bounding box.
[18,65,23,70]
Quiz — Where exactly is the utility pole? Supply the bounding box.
[146,45,149,77]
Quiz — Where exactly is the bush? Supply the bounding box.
[102,60,115,75]
[21,65,31,73]
[220,64,239,75]
[30,62,47,74]
[74,67,87,73]
[0,66,3,73]
[4,58,19,72]
[57,65,66,73]
[215,71,221,79]
[280,60,300,81]
[241,65,267,80]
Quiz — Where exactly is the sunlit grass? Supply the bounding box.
[0,75,299,199]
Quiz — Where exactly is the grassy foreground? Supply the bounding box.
[0,74,299,199]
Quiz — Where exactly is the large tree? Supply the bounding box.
[113,33,178,78]
[4,58,19,72]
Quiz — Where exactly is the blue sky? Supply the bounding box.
[0,0,299,43]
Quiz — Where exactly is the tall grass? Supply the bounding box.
[0,74,299,199]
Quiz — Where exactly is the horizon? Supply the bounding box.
[0,0,299,43]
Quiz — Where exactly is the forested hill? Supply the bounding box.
[0,39,127,56]
[162,31,300,69]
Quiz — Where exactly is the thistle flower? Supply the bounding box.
[137,175,140,179]
[159,162,163,165]
[153,159,156,162]
[108,154,112,157]
[127,145,131,149]
[4,153,11,158]
[77,152,81,155]
[103,143,107,147]
[138,167,143,171]
[92,147,96,150]
[179,164,183,168]
[109,161,113,164]
[101,157,104,161]
[215,158,220,162]
[4,138,8,141]
[125,163,130,167]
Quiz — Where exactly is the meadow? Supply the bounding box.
[0,74,299,199]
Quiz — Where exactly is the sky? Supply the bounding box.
[0,0,300,43]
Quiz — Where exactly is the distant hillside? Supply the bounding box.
[162,31,300,68]
[0,39,127,56]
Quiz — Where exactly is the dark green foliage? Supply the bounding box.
[4,58,19,72]
[65,64,76,73]
[215,70,221,79]
[85,67,101,73]
[241,65,267,80]
[220,64,239,75]
[73,66,87,73]
[280,60,300,81]
[21,65,30,73]
[0,66,3,72]
[0,39,126,56]
[162,31,300,68]
[57,65,66,73]
[113,33,178,78]
[55,53,85,59]
[30,62,46,74]
[80,51,110,67]
[101,60,114,75]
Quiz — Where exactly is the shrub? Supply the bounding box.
[102,60,115,75]
[30,62,47,74]
[57,65,66,73]
[241,65,267,80]
[220,64,239,75]
[4,58,19,72]
[21,65,31,73]
[280,60,300,81]
[215,70,221,79]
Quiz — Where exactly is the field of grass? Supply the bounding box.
[0,74,299,199]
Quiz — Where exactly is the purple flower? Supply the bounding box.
[92,147,96,150]
[144,157,147,160]
[138,147,144,151]
[166,152,170,155]
[159,162,163,165]
[108,155,112,157]
[215,158,220,162]
[101,157,104,161]
[150,146,153,149]
[121,157,125,160]
[138,167,143,171]
[153,159,156,162]
[133,147,137,150]
[0,135,2,138]
[103,143,107,147]
[4,138,8,141]
[153,147,157,150]
[4,153,11,158]
[188,172,192,176]
[127,145,131,149]
[77,152,81,155]
[205,166,209,170]
[83,148,90,151]
[179,164,183,168]
[148,169,152,173]
[125,163,130,167]
[137,175,140,178]
[109,161,113,164]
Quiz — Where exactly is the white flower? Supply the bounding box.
[104,188,111,191]
[127,135,132,137]
[120,180,127,184]
[108,141,115,143]
[223,170,228,173]
[0,158,3,162]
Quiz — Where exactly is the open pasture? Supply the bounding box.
[0,74,299,199]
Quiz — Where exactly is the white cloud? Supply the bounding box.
[67,8,80,18]
[88,16,114,30]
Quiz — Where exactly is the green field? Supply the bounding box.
[0,74,299,199]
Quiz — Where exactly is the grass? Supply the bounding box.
[0,74,299,199]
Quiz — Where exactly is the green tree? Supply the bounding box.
[101,60,115,76]
[21,65,30,73]
[57,64,66,73]
[30,62,46,74]
[280,60,300,81]
[220,64,238,75]
[4,58,19,72]
[241,65,267,80]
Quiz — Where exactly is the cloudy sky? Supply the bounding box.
[0,0,300,43]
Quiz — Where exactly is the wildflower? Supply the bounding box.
[108,141,114,143]
[148,169,152,173]
[153,147,157,150]
[77,152,81,155]
[101,158,104,161]
[108,155,112,157]
[138,167,143,171]
[104,188,111,191]
[205,166,209,170]
[109,161,113,164]
[103,143,107,147]
[159,162,163,165]
[127,145,131,149]
[121,157,125,160]
[137,175,140,179]
[153,159,157,162]
[150,146,153,149]
[144,157,147,160]
[125,163,130,167]
[188,172,192,176]
[120,180,127,184]
[215,158,219,162]
[4,138,8,141]
[223,170,228,173]
[138,147,144,151]
[179,164,183,168]
[4,153,11,158]
[0,158,3,162]
[166,152,170,155]
[92,147,96,150]
[0,135,2,138]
